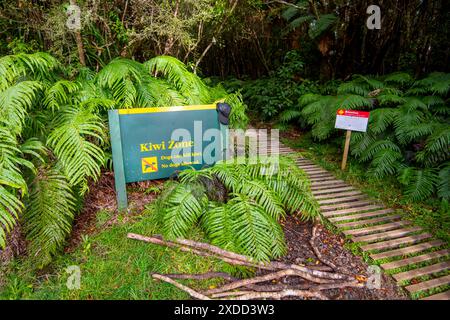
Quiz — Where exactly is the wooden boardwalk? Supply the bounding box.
[262,143,449,300]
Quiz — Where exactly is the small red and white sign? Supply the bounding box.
[335,109,370,132]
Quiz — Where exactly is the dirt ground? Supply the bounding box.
[276,216,408,300]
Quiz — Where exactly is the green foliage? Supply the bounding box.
[281,72,450,202]
[0,52,249,266]
[152,156,319,262]
[23,167,76,267]
[237,50,319,119]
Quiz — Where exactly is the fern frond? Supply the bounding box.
[338,94,371,109]
[437,163,450,201]
[145,56,210,104]
[416,125,450,165]
[23,166,76,267]
[0,81,43,134]
[398,167,437,201]
[160,183,208,239]
[367,108,396,134]
[308,14,337,39]
[279,109,302,123]
[384,72,413,85]
[228,193,286,261]
[47,106,105,190]
[43,80,80,112]
[367,149,403,179]
[360,139,401,162]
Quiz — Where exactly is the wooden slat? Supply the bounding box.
[381,249,450,270]
[338,214,402,228]
[318,195,368,205]
[295,162,315,167]
[326,207,389,218]
[310,177,338,183]
[421,290,450,300]
[329,209,393,222]
[360,233,432,252]
[316,191,363,200]
[312,186,355,196]
[370,240,445,260]
[406,275,450,293]
[303,168,327,173]
[311,182,348,191]
[343,220,412,236]
[321,200,374,212]
[352,226,423,243]
[393,261,450,282]
[308,173,334,179]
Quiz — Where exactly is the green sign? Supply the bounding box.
[108,104,228,210]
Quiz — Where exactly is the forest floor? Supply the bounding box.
[0,170,407,299]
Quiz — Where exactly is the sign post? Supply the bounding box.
[335,109,370,170]
[108,104,230,211]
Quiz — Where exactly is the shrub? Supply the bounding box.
[280,72,450,202]
[0,52,248,266]
[151,156,320,262]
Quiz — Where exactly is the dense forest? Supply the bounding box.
[0,0,449,302]
[1,0,449,78]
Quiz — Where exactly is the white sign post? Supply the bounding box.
[335,109,370,170]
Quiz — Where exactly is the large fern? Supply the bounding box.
[23,167,76,267]
[152,156,318,262]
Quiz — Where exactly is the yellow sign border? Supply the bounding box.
[118,104,216,115]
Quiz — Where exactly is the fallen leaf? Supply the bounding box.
[355,275,367,282]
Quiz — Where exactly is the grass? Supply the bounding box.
[0,207,227,300]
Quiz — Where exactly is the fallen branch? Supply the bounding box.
[151,273,210,300]
[128,233,352,282]
[205,269,333,296]
[309,224,338,270]
[225,289,329,300]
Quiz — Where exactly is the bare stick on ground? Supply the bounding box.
[151,273,211,300]
[309,223,338,270]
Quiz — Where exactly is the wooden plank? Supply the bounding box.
[321,200,374,212]
[360,233,432,252]
[310,176,338,183]
[381,249,450,270]
[338,214,402,228]
[421,290,450,300]
[311,182,348,191]
[318,195,368,205]
[308,173,334,179]
[295,161,314,165]
[324,206,389,218]
[370,240,445,260]
[329,209,393,222]
[406,275,450,293]
[312,186,355,196]
[393,261,450,282]
[303,168,327,173]
[316,190,363,200]
[352,226,423,243]
[305,169,329,173]
[343,220,412,236]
